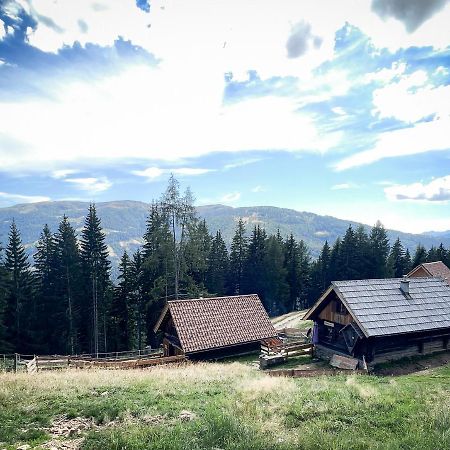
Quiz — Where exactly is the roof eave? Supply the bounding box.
[153,303,170,333]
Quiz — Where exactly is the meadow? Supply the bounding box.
[1,359,450,450]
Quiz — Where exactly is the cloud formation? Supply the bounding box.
[64,177,112,193]
[286,21,322,58]
[221,192,241,203]
[385,175,450,201]
[133,167,214,180]
[371,0,449,32]
[0,191,50,204]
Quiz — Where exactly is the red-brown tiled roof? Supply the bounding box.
[156,294,277,354]
[408,261,450,284]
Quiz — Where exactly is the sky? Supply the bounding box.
[0,0,449,234]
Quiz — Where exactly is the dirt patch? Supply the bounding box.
[372,352,450,376]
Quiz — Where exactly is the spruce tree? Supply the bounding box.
[368,221,390,278]
[80,204,112,354]
[0,244,11,352]
[142,203,173,345]
[130,249,146,350]
[228,218,248,294]
[243,225,267,307]
[206,231,229,296]
[4,220,33,352]
[412,244,427,268]
[263,235,289,315]
[404,248,412,273]
[387,237,407,278]
[339,226,360,280]
[54,216,82,354]
[110,252,133,352]
[34,224,58,353]
[284,234,301,313]
[184,219,211,293]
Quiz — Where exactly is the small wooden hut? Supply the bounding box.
[303,277,450,366]
[154,294,277,359]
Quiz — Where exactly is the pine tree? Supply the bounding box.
[404,248,412,273]
[80,204,112,354]
[339,226,361,280]
[412,244,427,268]
[387,237,407,278]
[368,221,390,278]
[354,225,371,279]
[110,252,134,352]
[54,216,82,354]
[263,235,289,315]
[34,224,58,353]
[141,203,173,346]
[228,218,248,295]
[0,243,11,352]
[4,220,33,352]
[296,240,311,308]
[328,238,341,282]
[243,225,267,307]
[184,219,211,294]
[284,234,301,313]
[206,231,229,296]
[130,249,146,350]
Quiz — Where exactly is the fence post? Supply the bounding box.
[14,353,18,373]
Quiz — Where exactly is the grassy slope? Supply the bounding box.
[1,362,450,450]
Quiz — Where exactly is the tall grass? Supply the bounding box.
[1,362,450,449]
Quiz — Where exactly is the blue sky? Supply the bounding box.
[0,0,450,233]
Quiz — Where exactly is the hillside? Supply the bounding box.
[0,201,448,273]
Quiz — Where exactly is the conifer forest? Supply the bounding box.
[0,176,449,355]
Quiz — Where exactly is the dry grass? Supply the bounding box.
[2,362,450,449]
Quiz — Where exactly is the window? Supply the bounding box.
[334,301,348,315]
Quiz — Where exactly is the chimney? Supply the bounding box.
[400,276,410,295]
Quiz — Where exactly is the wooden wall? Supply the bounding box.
[318,299,353,326]
[408,266,429,278]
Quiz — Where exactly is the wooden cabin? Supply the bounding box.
[153,294,277,359]
[303,277,450,366]
[407,261,450,285]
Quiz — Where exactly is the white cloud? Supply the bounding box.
[132,166,213,180]
[331,183,357,190]
[364,62,406,83]
[0,191,50,204]
[51,169,79,179]
[0,64,340,172]
[385,175,450,202]
[251,185,265,193]
[223,158,262,171]
[331,107,346,116]
[221,192,241,203]
[335,116,450,170]
[372,70,450,123]
[64,177,112,192]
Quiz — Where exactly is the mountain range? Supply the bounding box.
[0,201,449,274]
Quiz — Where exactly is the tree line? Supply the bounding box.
[0,176,449,355]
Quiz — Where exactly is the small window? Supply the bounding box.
[335,301,348,315]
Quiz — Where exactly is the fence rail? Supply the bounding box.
[1,349,180,373]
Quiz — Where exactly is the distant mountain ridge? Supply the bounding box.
[0,201,449,274]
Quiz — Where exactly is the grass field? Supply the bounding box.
[1,360,450,450]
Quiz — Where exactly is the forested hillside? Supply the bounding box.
[1,176,450,357]
[0,200,448,275]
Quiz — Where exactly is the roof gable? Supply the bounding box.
[334,277,450,337]
[155,294,277,353]
[408,261,450,284]
[304,277,450,338]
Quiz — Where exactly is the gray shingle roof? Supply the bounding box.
[333,277,450,337]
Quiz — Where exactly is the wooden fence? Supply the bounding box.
[1,350,184,373]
